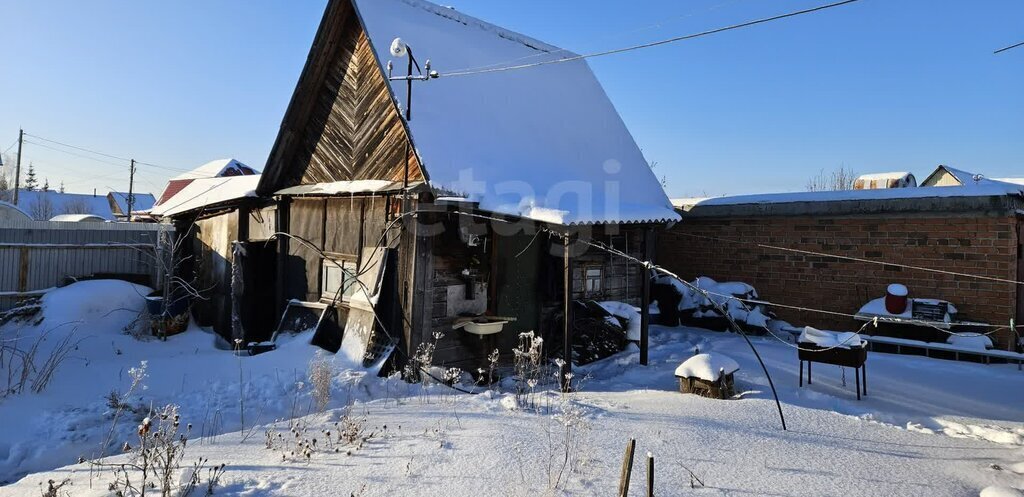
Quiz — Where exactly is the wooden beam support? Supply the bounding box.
[275,197,291,319]
[562,231,573,392]
[640,227,655,366]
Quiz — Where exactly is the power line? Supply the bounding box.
[570,234,1017,350]
[22,140,131,169]
[444,0,746,76]
[2,138,17,155]
[24,132,192,173]
[673,231,1024,286]
[441,0,861,77]
[25,133,133,162]
[994,40,1024,54]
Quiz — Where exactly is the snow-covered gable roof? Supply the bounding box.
[171,159,258,181]
[108,192,156,215]
[156,158,258,208]
[15,190,117,221]
[150,175,261,218]
[283,0,679,226]
[920,165,994,187]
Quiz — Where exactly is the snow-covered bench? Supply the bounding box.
[861,335,1024,370]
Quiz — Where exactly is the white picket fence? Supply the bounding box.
[0,220,172,311]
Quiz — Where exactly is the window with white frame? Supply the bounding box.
[322,258,358,302]
[584,266,603,295]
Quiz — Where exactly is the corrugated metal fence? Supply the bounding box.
[0,220,171,311]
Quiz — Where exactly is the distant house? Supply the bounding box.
[243,0,678,372]
[853,172,916,189]
[153,159,258,208]
[920,165,989,187]
[15,190,124,221]
[108,192,156,220]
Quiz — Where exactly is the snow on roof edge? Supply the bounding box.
[674,183,1024,209]
[152,175,261,217]
[384,0,568,57]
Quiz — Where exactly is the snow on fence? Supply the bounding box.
[0,219,171,311]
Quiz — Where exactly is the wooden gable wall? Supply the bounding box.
[260,0,424,194]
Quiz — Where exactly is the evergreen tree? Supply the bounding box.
[42,178,50,192]
[24,163,38,191]
[59,181,65,194]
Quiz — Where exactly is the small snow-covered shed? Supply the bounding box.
[254,0,679,371]
[675,353,740,399]
[153,166,273,341]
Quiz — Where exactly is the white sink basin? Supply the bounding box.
[454,317,511,336]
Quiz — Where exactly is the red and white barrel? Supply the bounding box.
[885,283,908,314]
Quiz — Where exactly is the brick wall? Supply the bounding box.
[658,214,1020,349]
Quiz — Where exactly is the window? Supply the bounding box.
[584,266,603,295]
[322,258,358,302]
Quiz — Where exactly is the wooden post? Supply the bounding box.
[646,452,654,497]
[618,438,636,497]
[640,228,654,365]
[275,197,290,319]
[127,159,136,219]
[562,231,573,392]
[13,128,22,205]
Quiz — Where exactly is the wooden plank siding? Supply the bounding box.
[259,0,423,195]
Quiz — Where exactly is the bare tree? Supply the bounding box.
[28,195,55,220]
[806,165,857,192]
[0,153,13,203]
[62,198,93,215]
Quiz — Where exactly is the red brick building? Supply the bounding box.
[659,187,1024,350]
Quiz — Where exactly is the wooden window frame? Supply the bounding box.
[583,264,604,297]
[321,253,358,304]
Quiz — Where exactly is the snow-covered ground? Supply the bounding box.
[2,281,1024,496]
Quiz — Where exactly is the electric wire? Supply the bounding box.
[441,0,860,77]
[2,138,17,155]
[674,231,1024,286]
[25,133,133,162]
[22,140,130,169]
[268,227,484,396]
[444,0,746,75]
[24,132,192,173]
[994,40,1024,54]
[578,235,1013,334]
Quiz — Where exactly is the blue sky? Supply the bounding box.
[1,0,1021,198]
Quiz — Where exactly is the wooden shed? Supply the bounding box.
[153,170,277,343]
[253,0,680,374]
